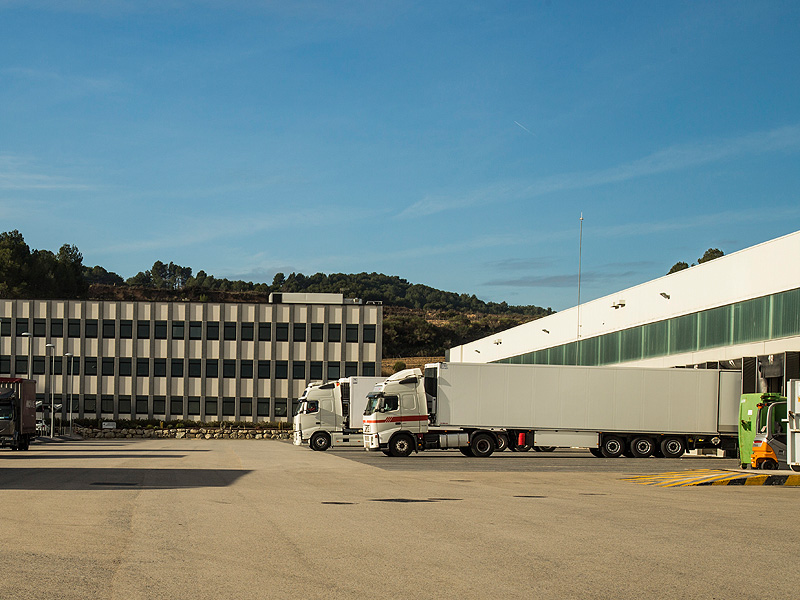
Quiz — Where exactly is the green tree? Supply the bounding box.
[698,248,724,264]
[667,261,689,275]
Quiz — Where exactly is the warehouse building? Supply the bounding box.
[448,230,800,394]
[0,293,382,422]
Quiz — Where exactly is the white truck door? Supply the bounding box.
[788,379,800,472]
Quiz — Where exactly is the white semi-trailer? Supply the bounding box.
[293,376,384,451]
[363,362,742,458]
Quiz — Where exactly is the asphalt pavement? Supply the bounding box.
[1,439,798,600]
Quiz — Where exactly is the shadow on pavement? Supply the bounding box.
[0,467,251,490]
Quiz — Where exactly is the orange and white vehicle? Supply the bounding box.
[363,362,742,458]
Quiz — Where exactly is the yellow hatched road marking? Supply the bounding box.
[622,470,800,487]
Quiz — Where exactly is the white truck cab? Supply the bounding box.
[293,377,383,451]
[363,369,430,456]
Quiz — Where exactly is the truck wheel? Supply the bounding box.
[459,446,474,457]
[660,437,685,459]
[495,433,509,452]
[589,448,603,458]
[791,465,800,473]
[310,432,331,451]
[601,436,624,458]
[538,446,556,452]
[389,434,414,457]
[470,433,495,458]
[515,444,531,452]
[630,437,655,458]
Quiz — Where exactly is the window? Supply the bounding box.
[119,358,132,377]
[118,396,132,414]
[328,324,341,342]
[102,320,115,338]
[276,323,289,341]
[172,322,185,339]
[383,395,399,411]
[136,396,149,415]
[16,319,29,336]
[52,357,62,375]
[171,359,184,378]
[275,361,288,379]
[120,320,133,339]
[188,359,201,378]
[32,356,45,375]
[345,362,358,377]
[85,320,98,338]
[310,324,324,342]
[0,356,10,374]
[33,319,46,337]
[346,325,359,343]
[189,321,202,340]
[363,325,376,343]
[84,395,97,413]
[206,359,218,378]
[188,397,201,416]
[223,360,236,378]
[257,398,270,417]
[102,358,115,376]
[293,361,305,379]
[137,359,149,377]
[240,360,253,378]
[257,360,270,379]
[241,322,254,341]
[310,361,323,380]
[50,320,63,338]
[327,362,340,380]
[84,357,98,376]
[205,398,218,415]
[224,322,237,341]
[274,399,287,417]
[67,356,80,375]
[362,362,376,377]
[154,321,167,339]
[0,320,10,336]
[222,397,235,416]
[153,358,166,377]
[137,320,150,338]
[68,319,81,338]
[170,396,184,415]
[207,322,219,340]
[101,395,114,413]
[293,323,306,342]
[240,398,252,417]
[153,396,166,414]
[258,323,271,341]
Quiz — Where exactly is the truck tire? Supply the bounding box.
[630,437,655,458]
[495,433,509,452]
[470,433,495,458]
[389,434,414,457]
[459,446,474,457]
[660,437,685,459]
[310,432,331,451]
[600,436,624,458]
[791,465,800,473]
[589,448,603,458]
[537,446,556,452]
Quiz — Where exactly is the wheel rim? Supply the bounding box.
[605,439,621,454]
[634,439,653,455]
[474,438,492,454]
[664,439,682,455]
[395,438,410,453]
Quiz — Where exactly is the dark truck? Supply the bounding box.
[0,378,36,451]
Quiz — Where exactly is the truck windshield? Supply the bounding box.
[0,400,12,420]
[364,393,382,415]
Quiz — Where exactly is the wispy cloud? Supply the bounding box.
[397,123,800,218]
[0,154,97,191]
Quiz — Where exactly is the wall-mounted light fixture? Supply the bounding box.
[542,329,550,334]
[611,299,626,309]
[474,349,481,353]
[660,292,670,299]
[493,339,502,345]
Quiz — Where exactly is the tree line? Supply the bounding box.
[1,230,551,317]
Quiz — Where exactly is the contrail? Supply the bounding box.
[514,121,535,136]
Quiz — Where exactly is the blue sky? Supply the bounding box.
[1,1,799,310]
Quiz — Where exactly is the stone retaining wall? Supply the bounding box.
[75,425,292,440]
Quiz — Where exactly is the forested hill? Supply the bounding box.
[1,230,552,355]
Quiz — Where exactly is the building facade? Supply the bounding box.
[0,293,382,422]
[448,230,800,393]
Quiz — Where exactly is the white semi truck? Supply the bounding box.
[363,362,742,458]
[293,376,384,451]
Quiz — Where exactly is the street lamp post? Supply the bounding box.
[46,343,55,438]
[64,353,73,437]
